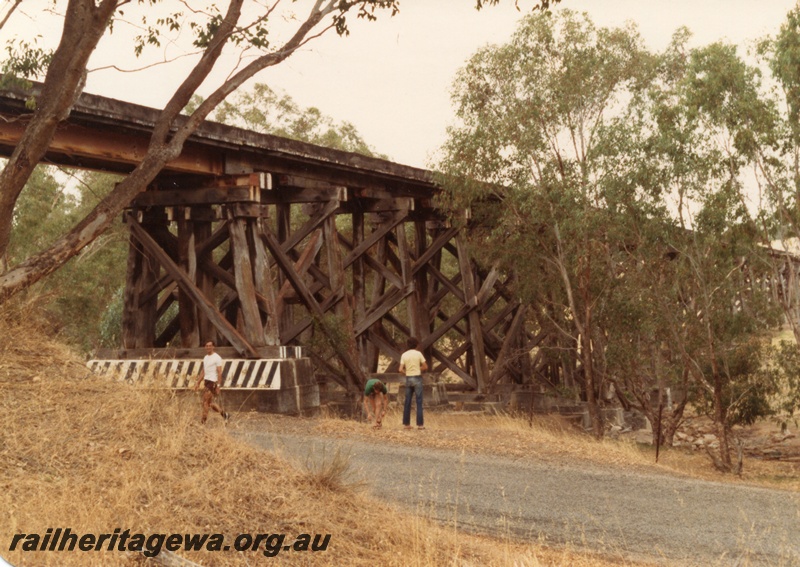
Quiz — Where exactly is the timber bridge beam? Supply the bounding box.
[0,87,535,393]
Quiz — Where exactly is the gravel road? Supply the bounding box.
[237,430,800,566]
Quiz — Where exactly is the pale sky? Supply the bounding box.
[7,0,800,169]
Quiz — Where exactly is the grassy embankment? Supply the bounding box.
[0,298,649,567]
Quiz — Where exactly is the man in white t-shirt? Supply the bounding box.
[193,341,229,424]
[399,337,428,430]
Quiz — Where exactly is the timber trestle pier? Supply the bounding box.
[0,87,535,412]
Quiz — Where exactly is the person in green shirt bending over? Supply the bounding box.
[363,378,388,429]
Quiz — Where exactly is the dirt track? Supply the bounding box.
[237,428,800,567]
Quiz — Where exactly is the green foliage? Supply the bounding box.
[134,11,185,56]
[0,38,53,107]
[475,0,560,9]
[9,167,77,259]
[625,22,785,436]
[767,340,800,421]
[333,1,400,36]
[212,83,388,158]
[683,43,773,159]
[307,313,353,382]
[693,339,777,427]
[0,39,52,81]
[130,4,271,55]
[766,6,800,133]
[182,94,203,116]
[9,167,127,351]
[103,290,183,352]
[752,7,800,253]
[130,1,400,56]
[190,14,224,49]
[98,287,124,348]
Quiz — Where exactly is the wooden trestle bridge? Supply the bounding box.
[0,88,535,395]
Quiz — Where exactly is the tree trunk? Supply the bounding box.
[660,401,688,447]
[0,0,119,259]
[709,336,732,470]
[581,284,603,438]
[714,381,733,471]
[582,333,604,439]
[649,408,683,447]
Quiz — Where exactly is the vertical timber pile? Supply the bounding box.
[176,208,199,347]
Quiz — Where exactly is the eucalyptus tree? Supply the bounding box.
[439,10,783,454]
[633,35,782,469]
[438,10,654,438]
[581,32,781,462]
[750,5,800,346]
[602,236,694,447]
[635,9,800,469]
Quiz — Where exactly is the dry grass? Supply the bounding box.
[305,408,658,470]
[262,405,800,492]
[0,299,647,567]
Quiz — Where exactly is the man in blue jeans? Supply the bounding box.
[399,337,428,430]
